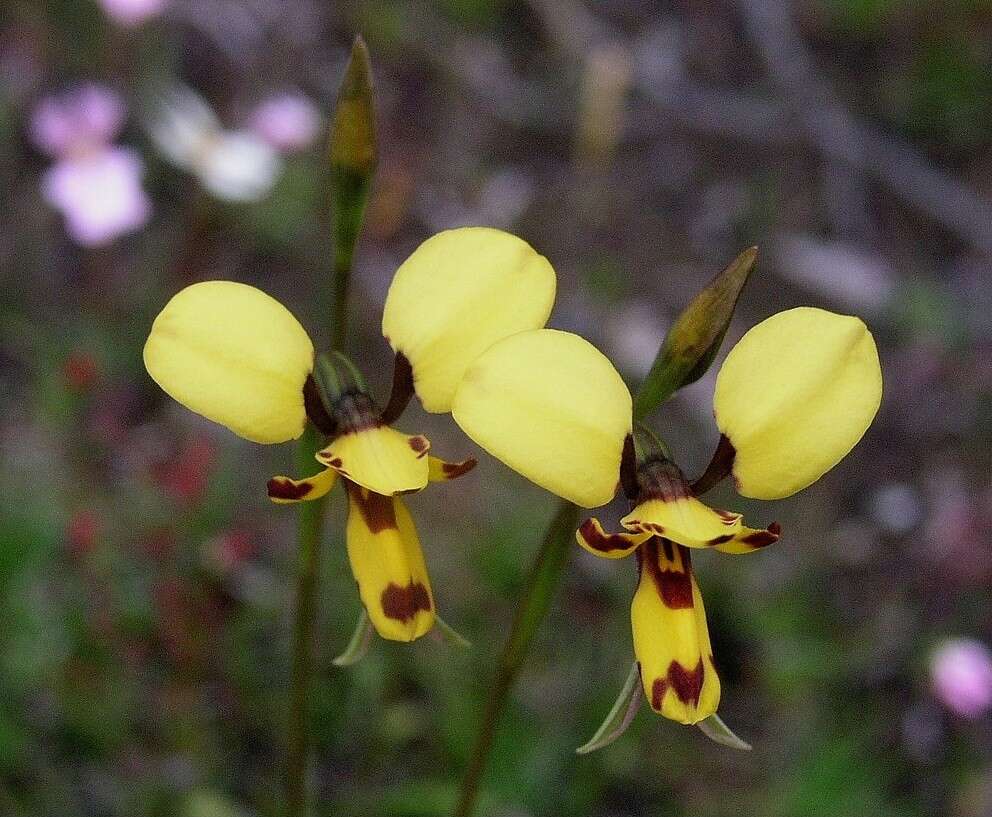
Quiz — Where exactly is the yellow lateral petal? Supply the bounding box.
[381,228,556,413]
[714,307,882,499]
[427,455,478,482]
[266,468,337,504]
[631,539,720,724]
[621,497,780,551]
[344,483,436,641]
[144,281,313,444]
[316,426,430,496]
[452,329,632,508]
[576,518,648,559]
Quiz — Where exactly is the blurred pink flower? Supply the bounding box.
[250,92,321,152]
[30,84,125,156]
[931,638,992,718]
[41,146,151,246]
[97,0,166,26]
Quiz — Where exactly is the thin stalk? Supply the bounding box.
[286,425,328,817]
[454,500,579,817]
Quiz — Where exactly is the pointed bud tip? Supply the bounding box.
[330,34,377,174]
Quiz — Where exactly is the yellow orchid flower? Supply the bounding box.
[144,279,476,642]
[575,306,881,725]
[576,452,771,724]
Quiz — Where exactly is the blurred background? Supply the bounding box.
[3,0,992,815]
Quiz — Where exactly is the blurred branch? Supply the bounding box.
[734,0,992,256]
[529,0,992,256]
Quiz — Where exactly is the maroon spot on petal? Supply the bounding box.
[651,678,668,711]
[441,458,477,479]
[741,522,782,549]
[649,523,664,534]
[668,658,705,706]
[346,481,398,533]
[328,457,343,468]
[641,538,694,609]
[708,534,735,546]
[409,436,429,456]
[381,581,432,622]
[267,478,312,500]
[578,519,635,554]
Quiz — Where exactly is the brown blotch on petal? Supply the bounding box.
[579,519,635,555]
[328,457,343,468]
[708,534,735,546]
[741,521,782,549]
[668,658,705,706]
[381,581,432,622]
[267,478,312,500]
[642,538,694,609]
[346,481,398,533]
[408,436,429,458]
[651,678,668,711]
[442,458,477,479]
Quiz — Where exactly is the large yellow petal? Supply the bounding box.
[631,539,720,724]
[144,281,313,444]
[621,497,780,552]
[714,307,882,499]
[381,228,556,413]
[451,329,632,508]
[344,483,436,641]
[315,425,430,496]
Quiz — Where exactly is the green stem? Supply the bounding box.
[286,425,327,817]
[454,500,579,817]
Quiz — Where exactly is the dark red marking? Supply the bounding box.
[267,478,312,500]
[741,522,781,549]
[641,538,694,609]
[651,678,668,711]
[650,659,706,709]
[409,436,429,457]
[441,458,477,479]
[668,658,705,705]
[346,482,398,533]
[708,534,735,546]
[579,519,635,554]
[661,539,675,562]
[381,581,432,622]
[328,457,343,468]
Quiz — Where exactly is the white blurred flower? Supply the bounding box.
[97,0,166,26]
[250,92,321,153]
[149,85,281,202]
[41,146,151,246]
[931,638,992,719]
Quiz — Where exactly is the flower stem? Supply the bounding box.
[285,36,376,817]
[454,499,579,817]
[286,424,328,817]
